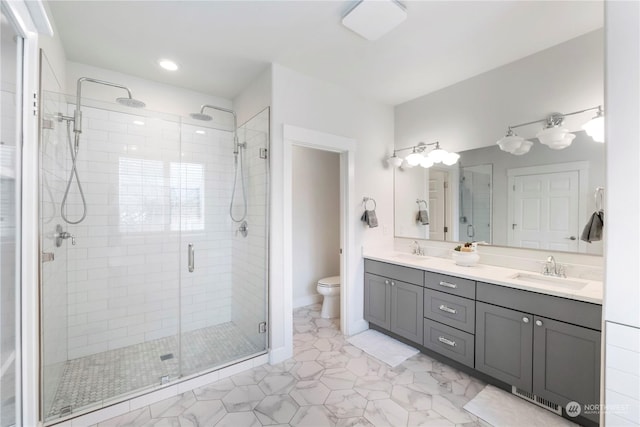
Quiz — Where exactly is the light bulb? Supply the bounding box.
[537,127,575,150]
[442,152,460,165]
[496,133,524,153]
[387,154,404,168]
[582,115,605,143]
[428,147,447,163]
[406,151,424,166]
[420,156,434,168]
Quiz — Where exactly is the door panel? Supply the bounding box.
[364,273,391,330]
[533,316,601,422]
[510,171,579,251]
[391,280,423,343]
[476,302,533,391]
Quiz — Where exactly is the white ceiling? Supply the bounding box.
[47,0,603,106]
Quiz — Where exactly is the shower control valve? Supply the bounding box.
[55,224,76,247]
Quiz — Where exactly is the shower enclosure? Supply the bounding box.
[39,91,269,423]
[458,164,492,243]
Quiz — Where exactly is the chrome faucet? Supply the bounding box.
[542,255,566,277]
[412,240,425,256]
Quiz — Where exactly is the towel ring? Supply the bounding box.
[416,199,428,210]
[595,187,604,211]
[363,197,377,210]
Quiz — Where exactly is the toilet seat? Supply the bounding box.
[317,276,340,288]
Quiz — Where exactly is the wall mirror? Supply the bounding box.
[393,29,604,256]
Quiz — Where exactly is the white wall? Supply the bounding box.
[269,63,394,362]
[233,66,272,127]
[394,30,604,154]
[292,146,340,308]
[604,1,640,425]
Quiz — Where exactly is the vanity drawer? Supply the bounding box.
[364,259,424,287]
[423,318,475,368]
[424,289,475,334]
[424,271,475,299]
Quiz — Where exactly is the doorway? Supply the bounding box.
[282,125,357,360]
[291,147,340,310]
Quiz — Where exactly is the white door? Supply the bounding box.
[429,170,448,241]
[509,171,580,251]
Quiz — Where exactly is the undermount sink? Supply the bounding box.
[511,272,588,290]
[392,253,429,262]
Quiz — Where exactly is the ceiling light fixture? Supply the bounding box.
[342,0,407,41]
[496,105,604,155]
[158,58,179,71]
[387,141,460,169]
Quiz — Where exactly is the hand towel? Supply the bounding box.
[416,209,429,225]
[580,210,604,243]
[361,209,378,228]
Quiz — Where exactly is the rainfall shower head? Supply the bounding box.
[74,77,146,135]
[116,97,146,108]
[189,112,213,121]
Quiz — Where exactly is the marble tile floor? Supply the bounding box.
[93,304,490,427]
[48,322,261,419]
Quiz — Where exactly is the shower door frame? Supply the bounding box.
[35,96,271,424]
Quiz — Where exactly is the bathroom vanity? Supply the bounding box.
[363,252,603,425]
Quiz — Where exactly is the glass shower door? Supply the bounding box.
[179,108,269,377]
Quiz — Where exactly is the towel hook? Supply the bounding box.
[362,197,377,210]
[416,199,428,210]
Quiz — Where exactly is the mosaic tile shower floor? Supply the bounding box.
[94,304,493,427]
[47,322,261,418]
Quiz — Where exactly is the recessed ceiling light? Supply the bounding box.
[195,130,206,135]
[132,120,145,126]
[342,0,407,41]
[158,59,179,71]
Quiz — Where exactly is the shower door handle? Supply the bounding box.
[188,243,195,273]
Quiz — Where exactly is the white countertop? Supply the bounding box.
[363,249,603,305]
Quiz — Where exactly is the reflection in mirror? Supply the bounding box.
[393,29,604,255]
[459,165,492,244]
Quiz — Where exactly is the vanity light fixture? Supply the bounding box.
[496,105,604,155]
[387,141,460,169]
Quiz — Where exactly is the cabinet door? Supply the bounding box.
[476,302,533,391]
[364,273,391,330]
[390,280,424,343]
[533,316,601,422]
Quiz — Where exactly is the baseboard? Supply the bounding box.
[269,345,292,364]
[293,294,323,309]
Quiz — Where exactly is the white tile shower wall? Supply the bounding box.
[65,104,234,359]
[40,92,71,410]
[231,110,269,350]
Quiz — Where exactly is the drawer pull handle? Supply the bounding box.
[438,336,457,347]
[535,320,543,327]
[439,304,457,314]
[385,280,390,285]
[439,281,457,289]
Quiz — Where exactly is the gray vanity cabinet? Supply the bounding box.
[390,280,424,343]
[364,273,391,330]
[475,301,534,391]
[533,316,601,422]
[364,260,424,343]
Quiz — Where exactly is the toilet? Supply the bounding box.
[316,276,341,319]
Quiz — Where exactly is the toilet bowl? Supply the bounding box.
[317,276,340,319]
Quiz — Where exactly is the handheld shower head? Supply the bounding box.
[116,97,146,108]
